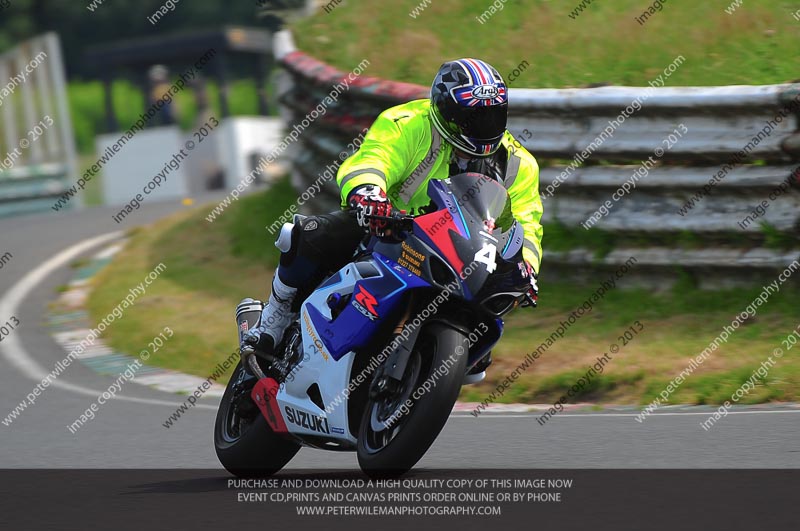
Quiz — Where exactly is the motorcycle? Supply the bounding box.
[214,172,535,477]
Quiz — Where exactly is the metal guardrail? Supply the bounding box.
[0,33,78,218]
[274,31,800,287]
[508,85,800,162]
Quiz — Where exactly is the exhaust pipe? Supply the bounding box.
[235,298,267,378]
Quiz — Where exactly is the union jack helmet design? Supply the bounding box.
[430,58,509,157]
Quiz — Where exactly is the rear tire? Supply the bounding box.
[357,323,468,477]
[214,362,300,477]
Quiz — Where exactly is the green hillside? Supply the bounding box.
[292,0,799,88]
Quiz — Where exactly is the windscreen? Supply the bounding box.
[446,173,515,236]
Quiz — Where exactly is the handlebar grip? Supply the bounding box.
[349,205,414,233]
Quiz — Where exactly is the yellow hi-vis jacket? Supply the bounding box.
[336,99,543,274]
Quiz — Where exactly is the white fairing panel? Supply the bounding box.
[274,263,369,445]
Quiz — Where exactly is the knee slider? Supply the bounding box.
[274,222,295,253]
[274,214,309,254]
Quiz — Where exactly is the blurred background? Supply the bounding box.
[1,0,798,408]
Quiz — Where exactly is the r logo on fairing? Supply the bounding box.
[353,285,379,320]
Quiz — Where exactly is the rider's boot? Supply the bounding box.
[242,273,298,358]
[464,351,492,384]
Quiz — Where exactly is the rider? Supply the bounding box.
[242,58,543,371]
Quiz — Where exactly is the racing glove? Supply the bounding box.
[520,261,538,304]
[348,184,394,237]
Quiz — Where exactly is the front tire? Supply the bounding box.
[357,323,468,477]
[214,362,300,477]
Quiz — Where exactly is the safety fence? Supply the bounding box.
[274,30,799,287]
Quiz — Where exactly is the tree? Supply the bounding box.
[0,0,263,78]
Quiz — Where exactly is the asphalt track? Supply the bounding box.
[2,199,800,470]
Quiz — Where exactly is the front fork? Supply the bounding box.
[369,294,422,400]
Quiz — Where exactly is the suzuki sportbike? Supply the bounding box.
[214,172,535,477]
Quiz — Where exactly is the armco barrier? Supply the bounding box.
[273,30,799,288]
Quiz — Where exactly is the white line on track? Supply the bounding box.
[451,409,800,418]
[0,231,216,410]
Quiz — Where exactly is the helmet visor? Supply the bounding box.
[452,103,508,141]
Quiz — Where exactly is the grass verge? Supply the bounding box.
[85,178,295,382]
[291,0,800,88]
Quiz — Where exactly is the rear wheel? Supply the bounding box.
[357,323,468,477]
[214,362,300,477]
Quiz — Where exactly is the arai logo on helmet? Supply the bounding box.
[471,84,499,99]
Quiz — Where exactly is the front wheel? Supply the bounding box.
[357,323,468,477]
[214,362,300,477]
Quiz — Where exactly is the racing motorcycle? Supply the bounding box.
[214,172,535,477]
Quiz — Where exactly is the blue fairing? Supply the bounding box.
[501,222,524,260]
[427,179,470,238]
[467,318,504,369]
[319,271,343,289]
[307,253,431,361]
